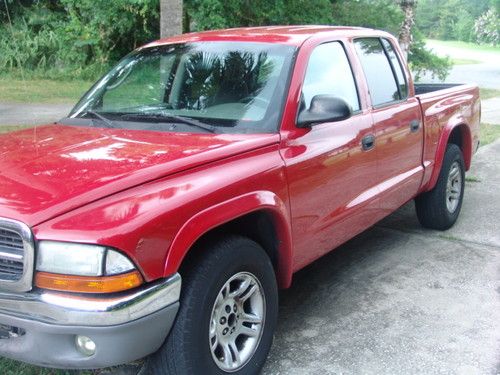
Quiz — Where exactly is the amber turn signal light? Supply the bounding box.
[35,271,143,293]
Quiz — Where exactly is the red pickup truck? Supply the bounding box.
[0,26,480,374]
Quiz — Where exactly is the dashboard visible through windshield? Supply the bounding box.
[69,41,296,134]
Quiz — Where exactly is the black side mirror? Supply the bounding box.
[297,95,352,128]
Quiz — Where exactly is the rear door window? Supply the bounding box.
[381,39,408,99]
[354,38,399,106]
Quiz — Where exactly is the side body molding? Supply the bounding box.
[164,191,294,288]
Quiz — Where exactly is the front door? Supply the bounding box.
[280,41,381,270]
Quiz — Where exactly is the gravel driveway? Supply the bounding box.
[262,140,500,374]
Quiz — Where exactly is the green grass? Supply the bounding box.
[426,39,500,54]
[479,88,500,100]
[437,233,462,242]
[451,58,481,65]
[465,175,481,183]
[0,358,92,375]
[0,78,92,104]
[480,123,500,146]
[0,358,139,375]
[0,125,33,133]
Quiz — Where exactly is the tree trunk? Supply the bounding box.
[160,0,183,38]
[398,0,417,61]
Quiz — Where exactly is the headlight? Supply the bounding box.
[35,241,143,293]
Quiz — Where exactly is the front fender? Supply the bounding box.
[164,191,293,288]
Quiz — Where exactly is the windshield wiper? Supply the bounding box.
[81,110,115,128]
[120,112,216,133]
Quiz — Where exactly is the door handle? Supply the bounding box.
[410,120,420,132]
[361,134,375,151]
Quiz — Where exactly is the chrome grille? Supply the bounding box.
[0,228,24,280]
[0,218,34,292]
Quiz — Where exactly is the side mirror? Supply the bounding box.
[296,95,352,128]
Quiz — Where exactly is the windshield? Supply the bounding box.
[69,42,295,133]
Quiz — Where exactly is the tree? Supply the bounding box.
[184,0,332,31]
[397,0,417,60]
[416,0,494,41]
[332,0,402,35]
[160,0,183,38]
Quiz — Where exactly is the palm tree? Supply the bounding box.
[160,0,183,38]
[398,0,417,60]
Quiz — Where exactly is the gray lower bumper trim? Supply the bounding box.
[0,273,181,326]
[0,302,179,369]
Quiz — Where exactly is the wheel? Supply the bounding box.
[145,236,278,375]
[415,143,465,230]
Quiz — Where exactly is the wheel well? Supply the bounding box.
[448,127,463,149]
[179,211,280,278]
[447,124,471,169]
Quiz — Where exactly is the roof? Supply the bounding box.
[144,25,382,48]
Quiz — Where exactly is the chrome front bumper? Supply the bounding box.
[0,273,181,326]
[0,274,181,369]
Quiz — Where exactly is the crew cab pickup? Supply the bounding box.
[0,26,480,374]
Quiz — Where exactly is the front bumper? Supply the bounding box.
[0,273,181,369]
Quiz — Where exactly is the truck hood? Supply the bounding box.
[0,124,278,226]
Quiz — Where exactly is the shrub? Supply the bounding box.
[408,32,452,81]
[0,0,159,80]
[474,9,500,45]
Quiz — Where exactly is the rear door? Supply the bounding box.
[354,38,424,213]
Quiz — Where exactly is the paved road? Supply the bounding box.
[0,102,72,126]
[419,41,500,90]
[416,41,500,124]
[261,140,500,374]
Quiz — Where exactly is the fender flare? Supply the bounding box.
[163,191,294,288]
[426,122,472,191]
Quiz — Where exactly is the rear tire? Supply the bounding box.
[145,236,278,375]
[415,143,465,230]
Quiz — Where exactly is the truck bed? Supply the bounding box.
[414,83,463,95]
[414,82,481,192]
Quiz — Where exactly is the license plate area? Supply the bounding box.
[0,324,25,339]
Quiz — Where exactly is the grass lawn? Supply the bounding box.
[0,125,34,133]
[480,123,500,146]
[480,88,500,100]
[0,358,141,375]
[0,358,92,375]
[426,39,500,54]
[451,58,481,65]
[0,78,92,104]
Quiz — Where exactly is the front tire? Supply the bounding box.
[146,236,278,375]
[415,143,465,230]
